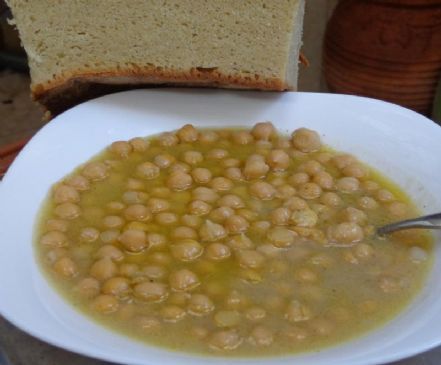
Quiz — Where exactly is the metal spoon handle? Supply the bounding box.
[377,212,441,236]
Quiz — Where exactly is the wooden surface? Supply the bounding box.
[324,0,441,116]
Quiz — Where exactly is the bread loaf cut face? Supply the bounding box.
[7,0,305,116]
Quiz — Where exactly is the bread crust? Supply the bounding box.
[32,67,293,116]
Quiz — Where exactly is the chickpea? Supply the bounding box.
[154,153,175,169]
[171,226,198,240]
[188,200,212,216]
[40,231,68,248]
[65,175,90,191]
[205,243,231,261]
[236,250,265,269]
[170,239,203,262]
[214,310,241,328]
[95,245,124,261]
[299,160,322,176]
[289,172,309,186]
[264,296,286,311]
[126,178,145,191]
[192,187,219,203]
[245,307,266,322]
[243,155,270,180]
[209,177,233,192]
[183,150,203,165]
[160,305,187,323]
[227,234,254,250]
[283,198,307,213]
[295,268,318,283]
[166,171,193,191]
[221,158,241,168]
[102,277,130,298]
[267,149,290,171]
[147,198,169,213]
[320,192,342,207]
[218,194,244,209]
[358,196,378,210]
[313,171,334,190]
[231,130,253,145]
[137,316,162,331]
[376,189,395,202]
[199,130,219,144]
[291,209,318,227]
[363,180,380,192]
[82,162,108,181]
[298,182,322,200]
[110,141,132,158]
[136,162,159,180]
[177,124,198,142]
[122,191,148,204]
[91,294,119,314]
[332,154,355,170]
[129,137,149,152]
[119,263,139,277]
[291,128,321,152]
[181,214,202,228]
[354,243,374,258]
[191,168,212,184]
[340,207,367,225]
[55,203,81,220]
[208,148,229,159]
[409,246,429,263]
[387,201,408,217]
[188,294,215,316]
[199,220,227,242]
[251,220,271,234]
[225,215,249,234]
[208,330,242,351]
[276,185,296,200]
[123,204,151,222]
[251,122,275,141]
[250,181,276,200]
[169,269,200,292]
[269,207,290,226]
[336,177,360,193]
[134,282,169,302]
[158,132,179,147]
[249,326,274,346]
[74,277,100,298]
[327,222,364,244]
[169,162,191,174]
[155,212,178,225]
[142,265,168,280]
[90,258,117,281]
[343,250,359,264]
[285,300,312,322]
[118,229,147,252]
[53,257,77,278]
[102,215,125,229]
[45,219,69,232]
[267,227,297,248]
[225,290,249,310]
[343,163,368,179]
[53,184,80,204]
[224,167,244,181]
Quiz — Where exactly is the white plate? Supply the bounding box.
[0,89,441,365]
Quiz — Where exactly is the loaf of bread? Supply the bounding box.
[7,0,305,116]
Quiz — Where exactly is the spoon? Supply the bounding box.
[377,212,441,236]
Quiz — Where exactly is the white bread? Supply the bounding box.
[7,0,305,115]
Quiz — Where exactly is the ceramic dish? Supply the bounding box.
[0,89,440,365]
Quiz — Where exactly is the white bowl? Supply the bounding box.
[0,90,440,365]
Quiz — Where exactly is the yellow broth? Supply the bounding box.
[35,124,433,356]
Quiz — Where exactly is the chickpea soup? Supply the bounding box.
[36,123,433,356]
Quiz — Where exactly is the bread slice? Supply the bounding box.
[7,0,305,116]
